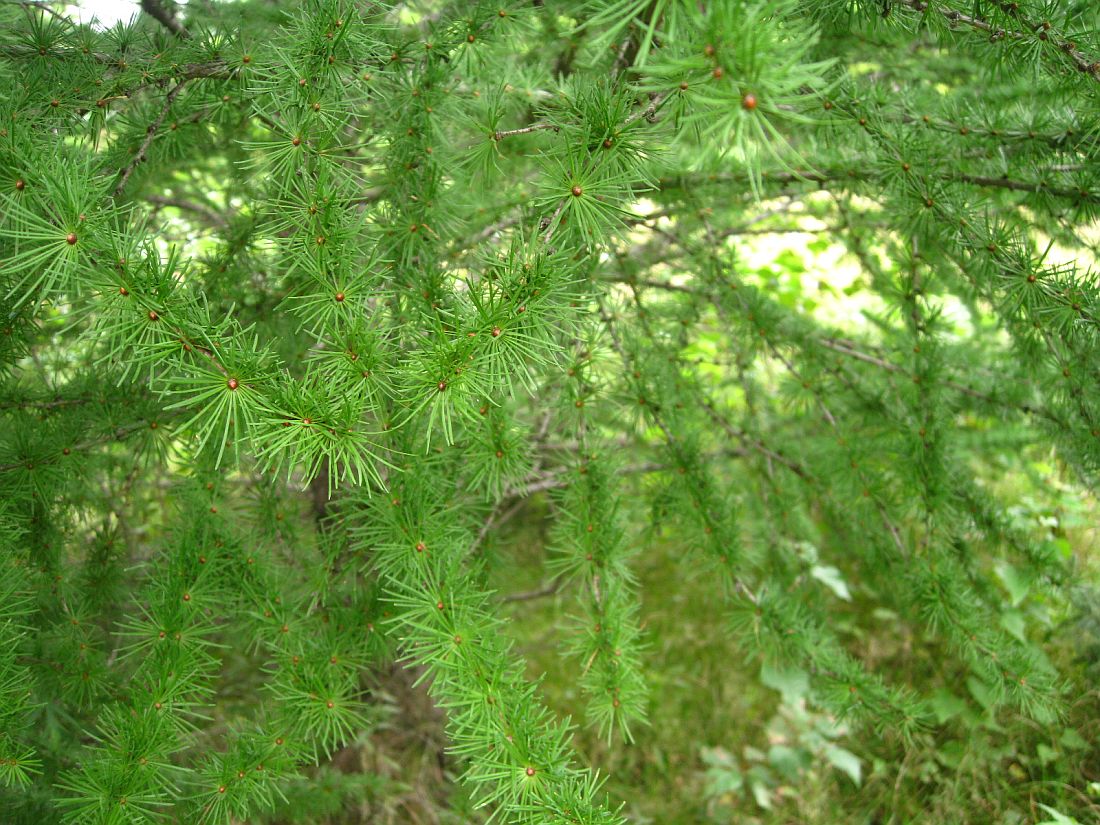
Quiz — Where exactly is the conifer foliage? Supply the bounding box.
[0,0,1098,822]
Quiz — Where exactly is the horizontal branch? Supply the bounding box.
[502,579,561,603]
[145,194,227,227]
[902,0,1100,82]
[492,90,671,144]
[659,166,1099,203]
[492,122,558,141]
[0,395,95,412]
[613,271,1059,423]
[0,420,157,473]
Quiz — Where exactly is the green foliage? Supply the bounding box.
[0,0,1098,823]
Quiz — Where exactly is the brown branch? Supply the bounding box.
[145,195,227,228]
[541,199,566,245]
[698,400,813,482]
[955,172,1095,201]
[895,112,1091,150]
[455,211,524,253]
[0,395,95,412]
[492,122,559,141]
[612,0,663,78]
[609,270,1058,423]
[139,0,190,39]
[492,88,669,147]
[659,167,1098,203]
[0,420,157,473]
[901,0,1100,81]
[348,187,386,206]
[502,579,562,603]
[1,0,66,22]
[624,90,670,126]
[114,81,189,197]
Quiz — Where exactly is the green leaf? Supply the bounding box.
[760,663,809,705]
[1059,728,1088,750]
[811,565,851,601]
[749,777,772,810]
[823,744,861,786]
[775,249,806,275]
[966,676,996,711]
[995,562,1032,606]
[928,689,968,724]
[767,744,803,780]
[1036,804,1082,825]
[1036,744,1058,766]
[701,746,743,797]
[1000,609,1027,642]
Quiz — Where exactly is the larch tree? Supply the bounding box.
[0,1,1098,823]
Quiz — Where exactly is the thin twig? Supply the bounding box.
[502,579,562,603]
[114,81,189,197]
[659,167,1099,203]
[901,0,1100,81]
[541,199,566,245]
[623,90,670,126]
[145,194,227,228]
[0,421,158,473]
[1,0,66,22]
[492,122,558,141]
